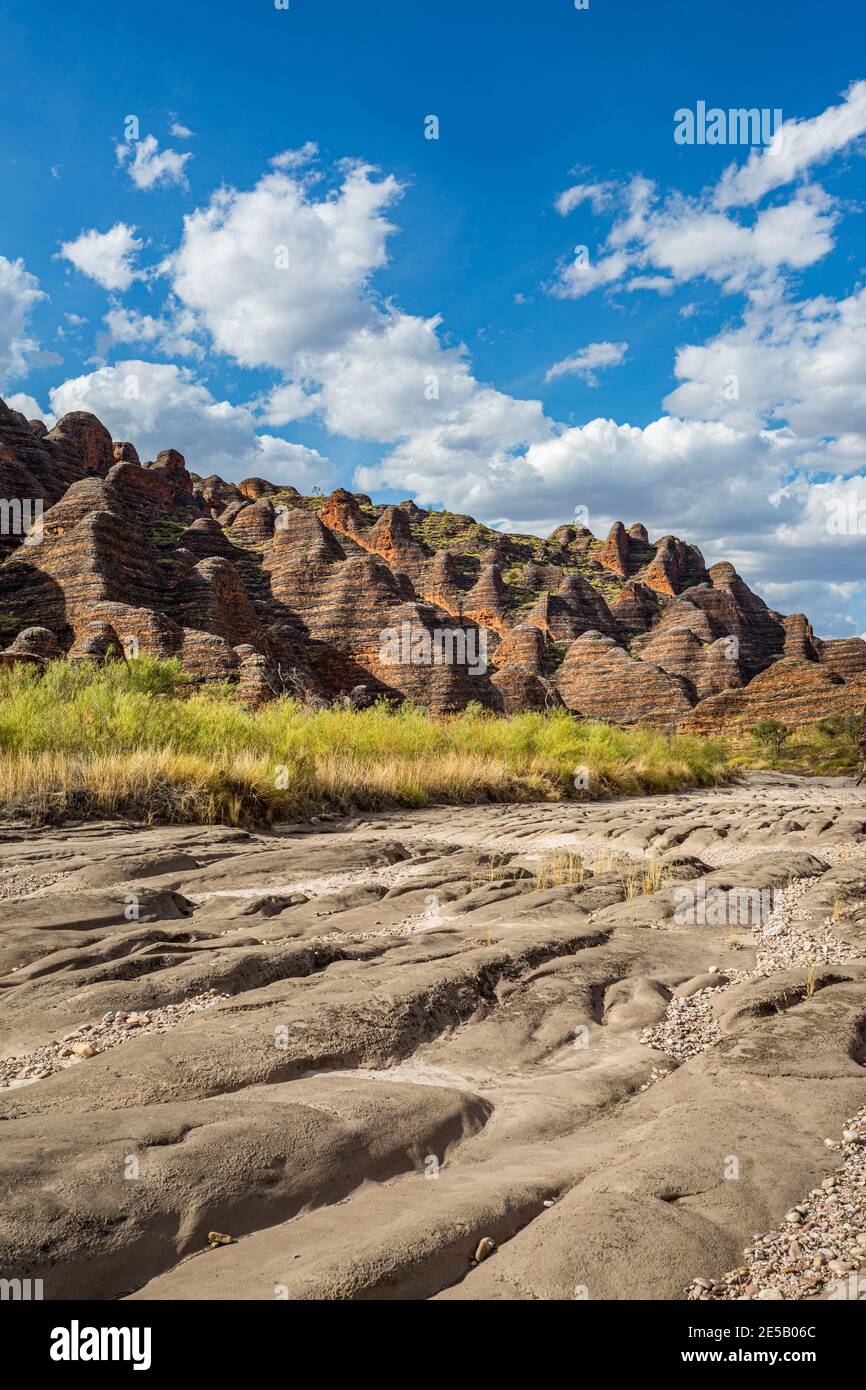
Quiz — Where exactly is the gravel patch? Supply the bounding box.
[687,1110,866,1301]
[641,985,725,1060]
[644,868,866,1301]
[701,840,866,869]
[0,990,229,1089]
[0,867,73,900]
[643,878,864,1063]
[638,1063,672,1092]
[311,899,458,946]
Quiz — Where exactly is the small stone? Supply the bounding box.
[756,1287,785,1300]
[473,1237,496,1264]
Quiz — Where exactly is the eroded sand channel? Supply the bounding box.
[0,773,864,1301]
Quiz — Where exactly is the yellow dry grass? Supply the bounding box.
[0,659,733,826]
[533,851,586,891]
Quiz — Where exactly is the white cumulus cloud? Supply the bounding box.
[102,302,202,359]
[271,142,319,171]
[545,341,628,385]
[115,135,192,191]
[716,80,866,209]
[48,359,335,489]
[4,391,54,424]
[168,162,402,366]
[555,181,615,216]
[58,223,144,292]
[0,254,47,384]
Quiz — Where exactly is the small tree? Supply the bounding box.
[816,713,859,749]
[751,718,791,766]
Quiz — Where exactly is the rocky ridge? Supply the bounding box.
[2,397,864,729]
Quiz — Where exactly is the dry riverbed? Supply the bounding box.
[0,772,864,1302]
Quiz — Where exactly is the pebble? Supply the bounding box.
[638,1064,672,1090]
[473,1237,496,1264]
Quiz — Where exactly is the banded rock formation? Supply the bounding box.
[1,395,864,728]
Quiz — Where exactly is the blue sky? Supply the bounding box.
[1,0,865,636]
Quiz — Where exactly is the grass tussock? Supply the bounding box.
[805,959,817,999]
[533,852,586,891]
[0,659,732,827]
[532,848,664,900]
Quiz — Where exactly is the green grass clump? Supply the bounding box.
[731,715,861,775]
[0,660,732,827]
